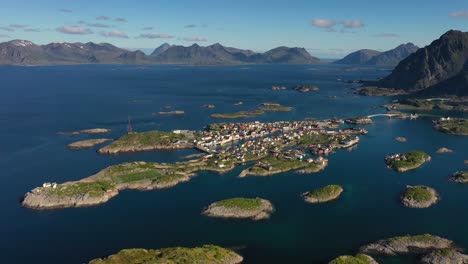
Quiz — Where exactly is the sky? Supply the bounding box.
[0,0,467,58]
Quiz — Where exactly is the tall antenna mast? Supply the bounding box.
[127,115,133,134]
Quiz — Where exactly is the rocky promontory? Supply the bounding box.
[385,151,431,172]
[436,147,453,154]
[328,254,378,264]
[202,198,274,220]
[401,185,439,208]
[67,138,113,149]
[97,130,193,154]
[302,185,343,203]
[420,249,468,264]
[451,171,468,183]
[360,234,455,256]
[88,245,243,264]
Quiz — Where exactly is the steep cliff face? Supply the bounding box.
[377,30,468,95]
[366,43,419,66]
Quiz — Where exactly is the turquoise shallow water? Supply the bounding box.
[0,64,466,263]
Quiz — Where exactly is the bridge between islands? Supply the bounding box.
[366,113,400,118]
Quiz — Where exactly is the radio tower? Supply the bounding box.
[127,115,133,134]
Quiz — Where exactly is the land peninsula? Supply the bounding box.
[210,103,292,119]
[23,119,368,209]
[401,185,439,208]
[155,110,185,115]
[202,198,274,220]
[67,138,113,149]
[88,245,243,264]
[302,185,343,203]
[97,131,193,154]
[384,151,431,172]
[433,118,468,136]
[384,98,468,112]
[58,128,111,136]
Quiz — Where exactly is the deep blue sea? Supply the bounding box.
[0,64,467,264]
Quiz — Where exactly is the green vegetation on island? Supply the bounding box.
[385,150,431,172]
[385,98,468,112]
[360,234,456,256]
[328,254,377,264]
[88,245,243,264]
[211,103,292,119]
[433,118,468,136]
[215,198,263,210]
[401,185,439,208]
[202,197,274,220]
[98,131,192,154]
[303,185,343,203]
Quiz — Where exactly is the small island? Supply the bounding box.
[88,245,243,264]
[98,130,193,154]
[395,137,407,142]
[272,85,287,90]
[328,254,378,264]
[155,110,185,115]
[384,151,431,172]
[293,85,320,92]
[401,185,439,208]
[202,198,274,220]
[67,138,113,149]
[202,104,216,108]
[58,128,110,136]
[211,103,292,119]
[359,234,456,256]
[302,185,343,203]
[436,147,453,154]
[433,117,468,136]
[451,171,468,183]
[239,154,328,177]
[345,117,373,125]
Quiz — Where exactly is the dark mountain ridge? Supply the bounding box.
[334,43,419,66]
[0,40,319,65]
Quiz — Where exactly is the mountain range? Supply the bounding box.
[0,40,319,65]
[371,30,467,96]
[334,43,419,66]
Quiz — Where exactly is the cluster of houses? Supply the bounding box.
[384,153,407,164]
[42,182,58,189]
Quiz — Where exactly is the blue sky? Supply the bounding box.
[0,0,467,58]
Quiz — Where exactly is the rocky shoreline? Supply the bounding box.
[302,185,343,203]
[401,185,439,208]
[202,198,274,220]
[97,142,193,154]
[67,138,113,149]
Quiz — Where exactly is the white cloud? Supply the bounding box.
[77,20,87,24]
[59,9,72,13]
[143,27,154,30]
[0,27,14,32]
[24,28,41,32]
[372,33,399,38]
[0,34,9,38]
[342,20,365,28]
[101,30,128,38]
[115,18,127,22]
[182,37,207,42]
[9,24,27,28]
[87,23,111,28]
[311,18,336,28]
[139,33,174,39]
[449,10,468,18]
[56,26,93,35]
[184,24,197,28]
[96,16,111,20]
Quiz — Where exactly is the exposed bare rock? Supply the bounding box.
[67,138,113,149]
[436,147,454,154]
[202,198,274,220]
[420,249,468,264]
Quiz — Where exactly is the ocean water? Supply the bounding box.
[0,64,466,264]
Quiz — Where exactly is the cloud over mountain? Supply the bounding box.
[56,26,93,35]
[101,30,128,38]
[139,33,174,39]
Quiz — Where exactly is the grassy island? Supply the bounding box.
[329,254,377,264]
[401,185,439,208]
[360,234,455,256]
[203,198,274,220]
[433,118,468,136]
[451,171,468,183]
[210,103,292,119]
[239,155,327,177]
[98,131,192,154]
[88,245,243,264]
[385,151,431,172]
[303,185,343,203]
